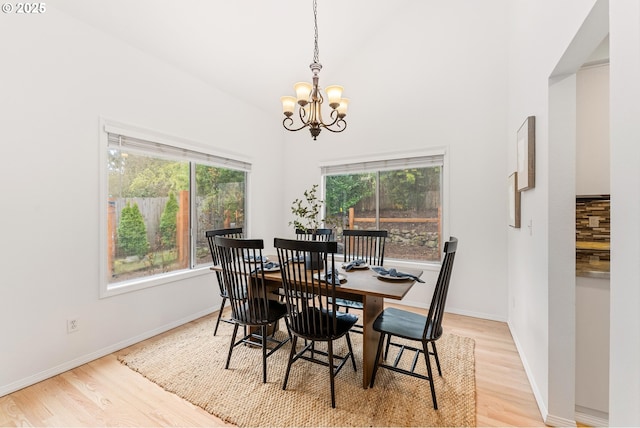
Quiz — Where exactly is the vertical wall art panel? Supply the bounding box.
[517,116,536,191]
[508,172,521,228]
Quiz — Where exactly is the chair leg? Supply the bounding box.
[422,341,438,410]
[225,322,239,369]
[282,336,298,391]
[384,333,391,360]
[345,333,357,371]
[327,340,336,408]
[369,332,386,388]
[213,297,227,336]
[261,325,268,383]
[431,341,442,376]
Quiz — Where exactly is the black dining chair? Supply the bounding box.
[205,227,243,335]
[214,236,290,383]
[369,236,458,410]
[274,237,358,408]
[295,228,334,241]
[333,229,388,333]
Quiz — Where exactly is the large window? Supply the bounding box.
[101,121,250,294]
[322,154,444,263]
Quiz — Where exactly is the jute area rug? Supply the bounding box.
[118,315,476,427]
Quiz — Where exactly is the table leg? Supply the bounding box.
[361,295,383,389]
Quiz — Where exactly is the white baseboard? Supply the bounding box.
[575,406,608,427]
[442,306,508,322]
[508,321,549,424]
[545,413,577,427]
[395,298,508,323]
[0,308,215,398]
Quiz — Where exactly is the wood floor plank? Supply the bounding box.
[0,306,545,427]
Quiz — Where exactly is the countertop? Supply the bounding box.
[576,241,610,279]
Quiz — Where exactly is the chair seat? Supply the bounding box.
[373,307,442,342]
[291,307,357,339]
[232,299,287,325]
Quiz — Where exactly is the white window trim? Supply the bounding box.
[99,118,251,298]
[319,147,449,271]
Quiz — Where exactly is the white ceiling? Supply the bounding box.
[54,0,412,115]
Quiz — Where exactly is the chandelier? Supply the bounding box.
[280,0,349,140]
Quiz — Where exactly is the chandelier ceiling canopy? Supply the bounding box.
[280,0,349,140]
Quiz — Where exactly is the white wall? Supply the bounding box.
[575,276,609,417]
[576,64,610,195]
[0,7,283,395]
[282,0,511,321]
[609,1,640,425]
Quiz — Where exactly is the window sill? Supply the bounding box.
[385,258,442,272]
[100,265,213,298]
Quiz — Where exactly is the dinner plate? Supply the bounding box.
[342,262,369,270]
[375,272,412,281]
[260,262,280,272]
[313,272,347,284]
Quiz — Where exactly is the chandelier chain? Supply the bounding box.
[313,0,319,64]
[280,0,347,140]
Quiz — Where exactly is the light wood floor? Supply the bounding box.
[0,305,546,427]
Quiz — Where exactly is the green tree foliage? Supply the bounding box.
[128,160,188,197]
[196,164,245,229]
[324,173,375,216]
[159,192,179,248]
[108,152,189,198]
[380,167,440,211]
[196,165,245,196]
[117,202,149,257]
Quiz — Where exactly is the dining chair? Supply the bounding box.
[334,229,388,333]
[295,228,334,241]
[369,236,458,410]
[214,236,290,383]
[274,237,358,408]
[205,227,243,335]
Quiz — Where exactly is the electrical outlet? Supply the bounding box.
[588,216,600,228]
[67,318,80,333]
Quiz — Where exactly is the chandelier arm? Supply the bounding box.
[317,108,340,127]
[320,119,347,133]
[283,117,311,132]
[298,105,309,122]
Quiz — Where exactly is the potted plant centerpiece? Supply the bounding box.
[290,184,325,269]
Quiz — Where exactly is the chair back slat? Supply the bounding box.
[295,228,334,241]
[205,228,244,295]
[205,227,244,264]
[275,238,340,338]
[343,229,388,266]
[423,237,458,341]
[215,236,271,324]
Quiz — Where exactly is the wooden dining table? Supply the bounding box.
[212,258,422,388]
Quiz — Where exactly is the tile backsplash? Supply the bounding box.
[576,196,610,242]
[576,196,610,276]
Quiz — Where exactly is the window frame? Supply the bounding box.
[320,148,449,270]
[99,118,251,298]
